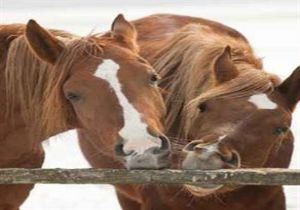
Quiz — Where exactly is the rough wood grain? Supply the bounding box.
[0,168,299,185]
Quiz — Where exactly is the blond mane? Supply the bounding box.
[151,24,276,136]
[5,32,104,140]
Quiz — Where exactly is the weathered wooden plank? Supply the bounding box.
[0,168,299,185]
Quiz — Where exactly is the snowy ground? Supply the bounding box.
[1,0,299,209]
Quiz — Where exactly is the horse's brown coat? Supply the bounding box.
[0,15,169,209]
[79,14,299,210]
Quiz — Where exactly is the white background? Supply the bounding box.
[0,0,299,209]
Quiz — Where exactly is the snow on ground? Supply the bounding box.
[0,0,299,209]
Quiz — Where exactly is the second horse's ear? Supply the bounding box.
[277,66,300,111]
[111,14,138,53]
[213,46,239,84]
[25,19,65,64]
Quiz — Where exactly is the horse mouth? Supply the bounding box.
[184,184,223,197]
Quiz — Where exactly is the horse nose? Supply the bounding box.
[114,135,171,169]
[182,140,240,170]
[218,150,240,169]
[157,135,171,152]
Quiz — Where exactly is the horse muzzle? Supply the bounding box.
[182,139,240,170]
[115,135,171,169]
[181,138,241,196]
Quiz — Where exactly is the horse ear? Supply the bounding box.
[111,14,138,53]
[25,19,64,64]
[277,66,300,111]
[214,46,239,84]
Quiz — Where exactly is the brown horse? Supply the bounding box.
[86,14,298,210]
[0,15,170,210]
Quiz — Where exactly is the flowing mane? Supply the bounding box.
[5,32,105,139]
[151,24,277,136]
[1,15,175,209]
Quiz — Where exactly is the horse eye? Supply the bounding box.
[66,92,80,102]
[150,74,159,84]
[273,127,289,135]
[198,103,207,112]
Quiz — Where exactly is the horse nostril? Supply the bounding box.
[114,142,133,157]
[194,146,208,153]
[220,151,240,168]
[158,135,171,151]
[183,140,204,152]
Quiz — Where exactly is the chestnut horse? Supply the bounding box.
[0,15,170,210]
[86,14,298,210]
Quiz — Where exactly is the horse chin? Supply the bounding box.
[185,184,223,197]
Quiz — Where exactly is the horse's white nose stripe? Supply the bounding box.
[218,135,227,142]
[199,143,218,159]
[94,59,160,154]
[248,94,277,110]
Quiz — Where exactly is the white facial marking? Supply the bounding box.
[94,59,160,154]
[248,94,277,110]
[204,143,218,153]
[197,142,218,160]
[199,135,226,159]
[218,135,227,142]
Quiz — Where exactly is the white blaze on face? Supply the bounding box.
[248,94,277,110]
[197,135,226,160]
[218,135,227,142]
[94,59,160,154]
[198,142,218,160]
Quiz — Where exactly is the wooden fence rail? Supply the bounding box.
[0,168,299,185]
